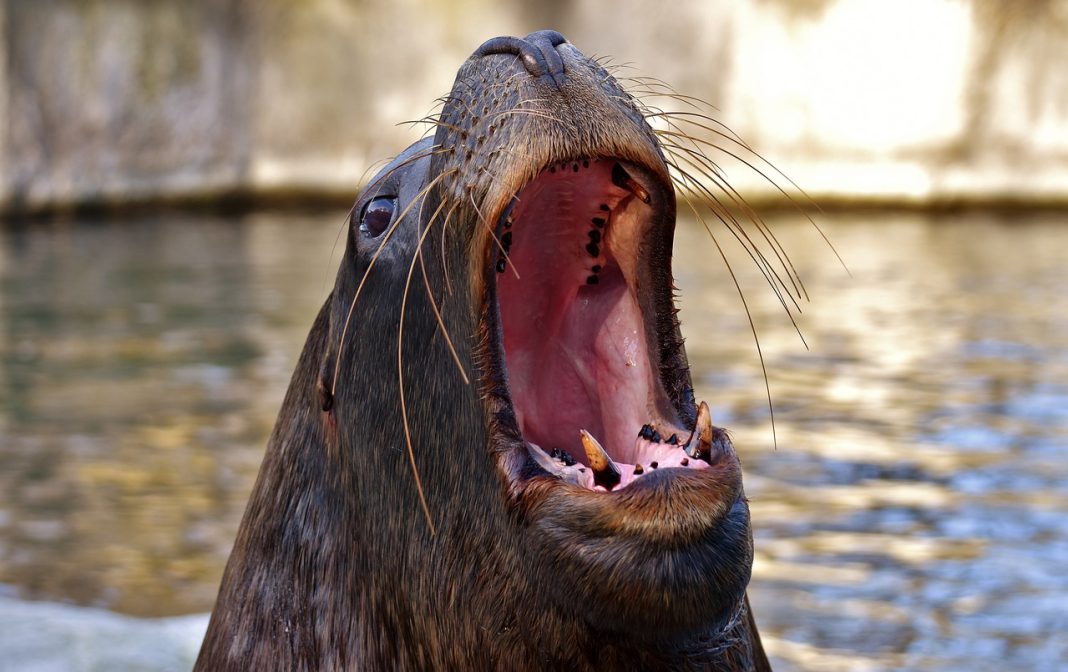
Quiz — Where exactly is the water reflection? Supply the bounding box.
[673,213,1068,670]
[0,210,1066,669]
[0,212,339,616]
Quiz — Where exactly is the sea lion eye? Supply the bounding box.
[360,196,397,237]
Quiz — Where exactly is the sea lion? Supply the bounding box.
[196,30,772,671]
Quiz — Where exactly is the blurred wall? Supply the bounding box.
[1,0,1067,214]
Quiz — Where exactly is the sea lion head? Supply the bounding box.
[318,30,755,662]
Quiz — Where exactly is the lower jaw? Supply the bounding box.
[511,466,754,639]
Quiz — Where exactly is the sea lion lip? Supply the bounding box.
[527,467,747,540]
[504,432,746,538]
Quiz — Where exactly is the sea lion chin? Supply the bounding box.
[196,30,771,671]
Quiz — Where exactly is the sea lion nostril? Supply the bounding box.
[474,31,567,85]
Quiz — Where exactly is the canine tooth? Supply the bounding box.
[580,430,621,490]
[690,401,713,461]
[611,163,651,204]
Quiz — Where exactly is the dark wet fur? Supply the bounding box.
[196,32,772,671]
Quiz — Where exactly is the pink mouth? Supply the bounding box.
[495,159,716,492]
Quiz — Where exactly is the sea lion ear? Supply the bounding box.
[317,356,334,413]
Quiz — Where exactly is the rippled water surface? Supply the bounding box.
[1,210,1065,670]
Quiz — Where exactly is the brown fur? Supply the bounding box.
[196,31,772,671]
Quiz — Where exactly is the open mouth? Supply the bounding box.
[489,158,725,492]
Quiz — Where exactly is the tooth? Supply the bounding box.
[580,430,621,490]
[528,443,585,486]
[528,442,560,472]
[549,447,577,466]
[642,422,661,444]
[690,401,713,461]
[611,163,651,204]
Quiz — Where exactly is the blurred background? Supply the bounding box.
[0,1,1066,670]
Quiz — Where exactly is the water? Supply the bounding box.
[0,210,1065,670]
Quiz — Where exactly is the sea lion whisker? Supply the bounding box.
[666,155,807,339]
[647,111,760,156]
[650,116,812,300]
[396,212,444,535]
[593,56,638,75]
[656,122,813,215]
[497,70,531,90]
[474,164,511,200]
[397,116,463,135]
[331,167,459,396]
[438,200,462,296]
[665,119,846,275]
[679,195,779,450]
[468,192,520,280]
[659,139,795,293]
[661,140,806,308]
[664,151,805,320]
[413,190,470,386]
[650,111,850,276]
[680,157,810,312]
[653,122,806,260]
[624,80,725,116]
[667,158,809,347]
[435,90,487,121]
[665,136,810,304]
